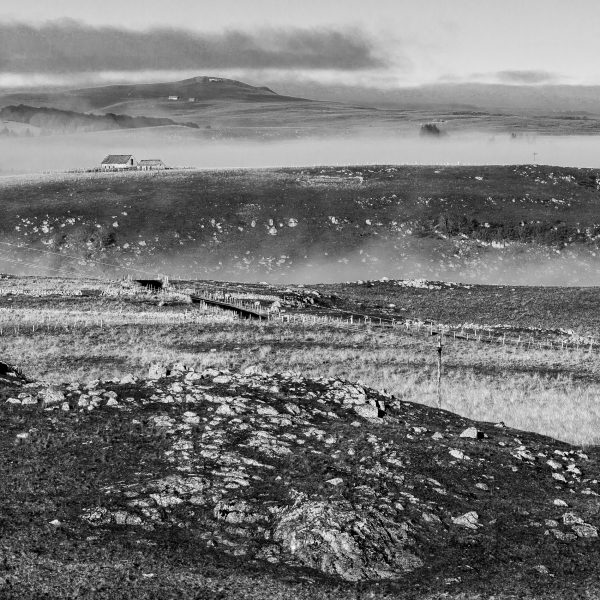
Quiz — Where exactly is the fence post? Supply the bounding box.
[436,334,443,409]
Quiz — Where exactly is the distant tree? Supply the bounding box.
[420,123,447,137]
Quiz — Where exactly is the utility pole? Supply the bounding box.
[436,333,443,409]
[533,152,538,164]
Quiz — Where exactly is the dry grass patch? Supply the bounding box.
[1,316,599,444]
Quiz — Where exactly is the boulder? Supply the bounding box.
[273,500,422,581]
[353,403,379,419]
[452,511,480,529]
[148,364,168,380]
[460,427,484,439]
[243,365,266,376]
[39,388,65,406]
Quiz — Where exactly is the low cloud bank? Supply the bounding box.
[0,21,383,76]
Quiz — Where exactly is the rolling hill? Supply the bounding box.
[0,164,599,284]
[0,104,198,134]
[3,360,600,597]
[0,76,305,114]
[3,76,600,136]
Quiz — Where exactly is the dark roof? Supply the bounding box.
[101,154,134,165]
[138,159,164,165]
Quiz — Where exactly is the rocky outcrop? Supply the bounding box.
[4,363,600,585]
[272,499,422,581]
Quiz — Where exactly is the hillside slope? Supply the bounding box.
[2,362,600,598]
[1,165,600,284]
[0,76,304,113]
[0,104,198,134]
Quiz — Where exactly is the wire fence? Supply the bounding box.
[196,291,600,353]
[0,304,236,333]
[0,276,597,354]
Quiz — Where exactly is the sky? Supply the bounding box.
[1,0,599,90]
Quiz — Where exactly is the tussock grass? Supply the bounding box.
[2,316,599,445]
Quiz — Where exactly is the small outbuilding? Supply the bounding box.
[138,159,166,171]
[101,154,136,170]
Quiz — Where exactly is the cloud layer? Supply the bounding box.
[495,70,558,85]
[0,20,383,74]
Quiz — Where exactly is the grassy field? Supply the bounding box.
[316,280,600,334]
[2,276,600,445]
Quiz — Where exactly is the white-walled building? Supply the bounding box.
[100,154,136,170]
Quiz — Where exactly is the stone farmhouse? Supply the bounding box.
[138,159,166,171]
[100,154,136,170]
[100,155,166,171]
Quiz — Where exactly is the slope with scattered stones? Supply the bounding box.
[3,363,600,596]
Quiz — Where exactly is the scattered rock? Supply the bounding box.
[326,478,344,486]
[449,449,469,461]
[6,362,600,586]
[452,511,480,529]
[148,364,168,380]
[243,365,265,376]
[460,427,484,439]
[562,512,584,526]
[40,388,65,406]
[354,404,379,419]
[572,523,598,538]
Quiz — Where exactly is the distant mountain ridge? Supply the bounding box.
[0,76,307,114]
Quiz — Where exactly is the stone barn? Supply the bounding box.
[101,154,136,170]
[138,159,166,171]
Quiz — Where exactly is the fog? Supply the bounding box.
[2,129,600,173]
[2,129,600,286]
[4,237,600,288]
[153,241,600,287]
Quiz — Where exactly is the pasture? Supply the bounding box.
[2,275,600,445]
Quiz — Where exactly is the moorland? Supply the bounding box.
[2,275,600,599]
[5,66,600,599]
[1,164,600,285]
